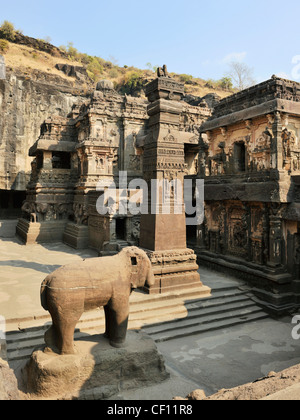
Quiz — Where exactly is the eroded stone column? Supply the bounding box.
[139,71,204,294]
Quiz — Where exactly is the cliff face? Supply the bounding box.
[0,67,87,191]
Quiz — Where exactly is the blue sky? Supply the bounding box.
[1,0,300,83]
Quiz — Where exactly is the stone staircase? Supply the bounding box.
[5,284,269,367]
[142,286,269,342]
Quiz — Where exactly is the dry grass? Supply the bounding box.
[184,83,232,99]
[3,42,79,80]
[2,41,233,99]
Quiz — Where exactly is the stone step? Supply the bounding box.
[5,286,267,364]
[6,285,240,344]
[147,310,269,343]
[143,299,257,335]
[5,285,211,332]
[7,329,101,363]
[6,287,211,363]
[5,291,249,347]
[8,306,267,363]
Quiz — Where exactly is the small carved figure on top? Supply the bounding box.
[157,64,171,78]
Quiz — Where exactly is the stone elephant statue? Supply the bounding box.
[40,247,155,355]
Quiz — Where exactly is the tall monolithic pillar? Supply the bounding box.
[139,70,205,294]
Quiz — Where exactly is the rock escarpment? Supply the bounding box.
[0,67,88,192]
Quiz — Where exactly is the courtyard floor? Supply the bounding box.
[0,230,299,399]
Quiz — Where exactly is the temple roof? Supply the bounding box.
[201,76,300,132]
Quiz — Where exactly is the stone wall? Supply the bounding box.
[196,77,300,312]
[0,69,87,192]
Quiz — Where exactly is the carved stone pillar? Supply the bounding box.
[271,111,283,171]
[139,73,207,294]
[268,216,283,267]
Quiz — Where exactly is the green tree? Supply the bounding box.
[0,20,16,41]
[118,71,145,95]
[205,79,216,89]
[86,57,103,81]
[219,77,233,90]
[66,42,79,61]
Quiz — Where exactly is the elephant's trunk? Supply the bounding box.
[40,277,49,311]
[146,260,155,287]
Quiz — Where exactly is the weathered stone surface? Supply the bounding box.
[186,389,206,400]
[139,73,203,293]
[0,359,20,400]
[0,55,5,80]
[197,76,300,313]
[1,32,66,58]
[55,64,88,82]
[0,69,86,192]
[24,331,169,399]
[0,220,18,238]
[15,70,209,248]
[63,223,89,249]
[96,79,114,91]
[40,247,154,354]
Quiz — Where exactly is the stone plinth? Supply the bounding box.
[63,222,89,249]
[24,331,169,400]
[16,219,67,244]
[142,248,203,294]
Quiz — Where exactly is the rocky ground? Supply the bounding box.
[179,364,300,400]
[0,359,20,400]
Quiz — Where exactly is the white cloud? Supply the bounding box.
[222,52,247,64]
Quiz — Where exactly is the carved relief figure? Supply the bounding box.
[157,64,170,78]
[73,203,88,225]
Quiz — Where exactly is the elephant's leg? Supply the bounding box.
[59,320,78,355]
[44,323,57,349]
[44,311,63,353]
[103,304,112,340]
[54,308,83,355]
[108,299,129,348]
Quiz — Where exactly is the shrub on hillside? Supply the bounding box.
[86,57,103,81]
[0,39,9,53]
[118,71,146,96]
[217,77,233,91]
[0,21,16,41]
[108,68,119,79]
[179,74,193,83]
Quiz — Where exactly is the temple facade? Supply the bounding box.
[16,73,300,312]
[16,77,209,252]
[197,76,300,312]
